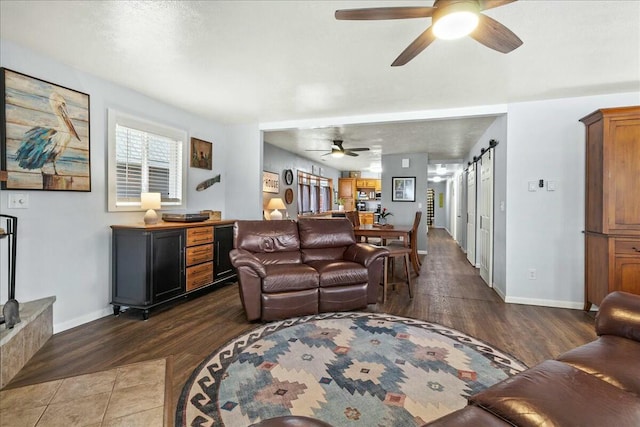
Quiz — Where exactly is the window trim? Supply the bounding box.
[107,108,188,212]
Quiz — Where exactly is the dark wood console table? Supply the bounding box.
[111,220,237,319]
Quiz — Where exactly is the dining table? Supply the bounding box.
[353,224,420,275]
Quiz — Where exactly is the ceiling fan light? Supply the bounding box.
[433,3,479,40]
[331,150,344,158]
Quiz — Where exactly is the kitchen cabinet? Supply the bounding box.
[359,212,374,225]
[581,106,640,310]
[356,179,380,190]
[111,220,237,319]
[338,178,356,211]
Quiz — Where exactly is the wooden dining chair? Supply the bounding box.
[387,211,422,272]
[345,210,360,227]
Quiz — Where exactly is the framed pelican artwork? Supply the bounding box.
[1,68,91,191]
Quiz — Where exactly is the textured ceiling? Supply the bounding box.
[2,1,638,172]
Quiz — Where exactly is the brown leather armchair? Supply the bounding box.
[230,218,388,321]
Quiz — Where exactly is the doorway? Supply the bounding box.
[466,163,477,267]
[477,149,494,287]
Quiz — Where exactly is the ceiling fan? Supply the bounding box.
[306,140,370,158]
[335,0,523,66]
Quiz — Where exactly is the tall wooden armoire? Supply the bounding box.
[581,106,640,310]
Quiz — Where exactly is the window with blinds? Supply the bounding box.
[297,171,333,214]
[107,109,187,211]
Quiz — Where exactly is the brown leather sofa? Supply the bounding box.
[229,218,388,321]
[425,291,640,426]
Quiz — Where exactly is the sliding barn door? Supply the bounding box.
[466,164,477,266]
[478,150,494,287]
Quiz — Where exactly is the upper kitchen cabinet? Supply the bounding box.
[355,179,380,190]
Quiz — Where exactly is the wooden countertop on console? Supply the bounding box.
[111,219,236,230]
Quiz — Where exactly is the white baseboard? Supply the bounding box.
[493,286,506,301]
[504,296,584,310]
[54,306,113,334]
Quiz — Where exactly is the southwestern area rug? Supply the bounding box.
[176,312,526,426]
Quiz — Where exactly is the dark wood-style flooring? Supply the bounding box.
[6,228,597,414]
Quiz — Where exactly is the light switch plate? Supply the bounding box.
[8,193,29,209]
[547,181,557,191]
[528,182,537,192]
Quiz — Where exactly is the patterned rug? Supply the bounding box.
[176,312,526,426]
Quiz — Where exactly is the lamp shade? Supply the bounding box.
[141,192,161,210]
[266,198,286,210]
[266,197,286,220]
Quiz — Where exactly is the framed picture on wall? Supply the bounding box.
[190,137,213,170]
[263,170,279,193]
[1,68,91,191]
[392,176,416,202]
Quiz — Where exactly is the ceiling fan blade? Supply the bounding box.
[392,26,436,66]
[477,0,517,12]
[345,151,359,157]
[470,14,523,53]
[347,148,370,152]
[305,149,331,151]
[335,7,435,20]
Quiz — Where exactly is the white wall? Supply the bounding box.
[381,153,428,253]
[0,40,259,331]
[505,92,639,308]
[226,124,262,220]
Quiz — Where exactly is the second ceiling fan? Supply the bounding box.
[335,0,523,66]
[306,140,370,158]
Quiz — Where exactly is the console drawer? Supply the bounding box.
[186,244,213,266]
[186,226,213,246]
[186,262,213,291]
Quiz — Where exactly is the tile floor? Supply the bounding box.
[0,358,168,427]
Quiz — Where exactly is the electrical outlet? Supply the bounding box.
[528,268,537,280]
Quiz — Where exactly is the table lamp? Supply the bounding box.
[141,192,161,225]
[266,198,286,220]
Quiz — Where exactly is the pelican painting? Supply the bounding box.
[1,68,90,191]
[16,92,81,175]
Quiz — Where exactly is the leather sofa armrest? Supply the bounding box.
[343,243,389,267]
[596,291,640,342]
[229,249,266,278]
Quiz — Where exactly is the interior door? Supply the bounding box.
[466,164,477,266]
[478,150,494,287]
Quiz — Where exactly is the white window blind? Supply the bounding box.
[108,109,187,211]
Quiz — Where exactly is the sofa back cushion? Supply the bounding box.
[234,220,302,264]
[298,218,356,262]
